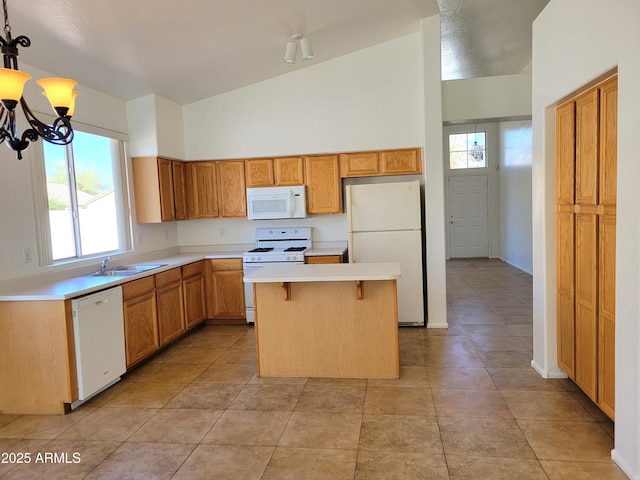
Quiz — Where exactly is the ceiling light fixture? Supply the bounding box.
[0,0,77,159]
[284,34,313,64]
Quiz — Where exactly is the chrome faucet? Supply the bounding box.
[100,256,111,272]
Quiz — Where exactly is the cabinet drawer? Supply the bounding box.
[209,258,242,271]
[155,267,182,288]
[182,261,204,278]
[122,276,156,301]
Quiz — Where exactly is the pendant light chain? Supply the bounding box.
[2,0,10,41]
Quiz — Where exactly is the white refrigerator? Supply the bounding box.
[346,180,425,326]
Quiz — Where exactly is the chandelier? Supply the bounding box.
[0,0,77,160]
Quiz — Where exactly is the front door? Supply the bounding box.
[448,175,489,258]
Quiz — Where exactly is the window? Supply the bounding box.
[38,130,129,263]
[449,131,486,169]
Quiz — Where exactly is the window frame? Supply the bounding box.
[447,130,488,172]
[30,120,132,267]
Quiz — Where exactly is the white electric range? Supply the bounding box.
[242,226,312,323]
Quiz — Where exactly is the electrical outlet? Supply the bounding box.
[164,230,169,241]
[219,228,225,237]
[136,233,144,245]
[22,247,32,263]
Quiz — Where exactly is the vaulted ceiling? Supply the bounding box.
[8,0,548,105]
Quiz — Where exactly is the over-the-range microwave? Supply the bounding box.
[246,185,307,220]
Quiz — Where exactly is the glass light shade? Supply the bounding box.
[0,68,32,102]
[300,37,314,60]
[36,78,78,112]
[66,91,79,117]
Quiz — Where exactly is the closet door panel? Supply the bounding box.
[575,90,599,206]
[598,214,616,418]
[556,211,575,376]
[574,213,598,401]
[556,102,576,205]
[599,78,618,207]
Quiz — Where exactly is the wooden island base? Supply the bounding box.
[253,277,399,379]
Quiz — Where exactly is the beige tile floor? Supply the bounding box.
[0,259,628,479]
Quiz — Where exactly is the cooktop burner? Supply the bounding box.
[248,247,274,253]
[284,246,307,252]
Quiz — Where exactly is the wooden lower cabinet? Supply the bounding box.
[156,268,185,347]
[206,259,246,320]
[305,252,347,264]
[183,261,206,329]
[122,276,159,368]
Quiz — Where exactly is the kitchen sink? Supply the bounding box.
[92,264,167,277]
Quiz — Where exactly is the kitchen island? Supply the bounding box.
[244,262,400,379]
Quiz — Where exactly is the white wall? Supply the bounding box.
[532,0,640,477]
[499,120,532,273]
[442,73,532,123]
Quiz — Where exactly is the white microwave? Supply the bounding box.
[246,185,307,220]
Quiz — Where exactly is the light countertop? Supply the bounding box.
[0,243,349,301]
[244,262,400,283]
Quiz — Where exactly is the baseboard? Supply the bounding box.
[498,256,533,275]
[611,449,637,479]
[531,360,568,379]
[426,322,449,329]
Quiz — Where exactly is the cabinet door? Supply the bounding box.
[598,214,616,418]
[574,213,598,400]
[210,270,246,317]
[599,77,617,207]
[575,89,599,206]
[556,102,576,205]
[123,291,159,368]
[274,157,304,185]
[158,158,176,222]
[172,161,188,221]
[187,162,219,218]
[205,259,245,319]
[556,210,575,377]
[245,159,275,187]
[156,268,184,347]
[339,152,379,178]
[304,155,342,215]
[380,148,422,175]
[305,255,344,264]
[218,161,247,217]
[183,272,206,329]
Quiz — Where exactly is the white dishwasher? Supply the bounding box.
[71,286,126,408]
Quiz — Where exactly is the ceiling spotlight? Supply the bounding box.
[284,34,313,64]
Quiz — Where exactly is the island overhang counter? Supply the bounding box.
[244,262,401,379]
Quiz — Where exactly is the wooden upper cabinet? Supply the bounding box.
[380,148,422,175]
[157,159,176,222]
[339,148,422,178]
[599,76,618,208]
[186,161,219,219]
[304,155,342,215]
[556,102,576,205]
[246,157,304,187]
[340,152,380,177]
[274,157,304,185]
[218,161,247,217]
[575,89,600,206]
[132,156,186,223]
[245,159,274,187]
[172,161,188,221]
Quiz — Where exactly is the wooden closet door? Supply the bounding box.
[575,89,599,206]
[556,101,576,376]
[574,213,598,400]
[598,214,616,418]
